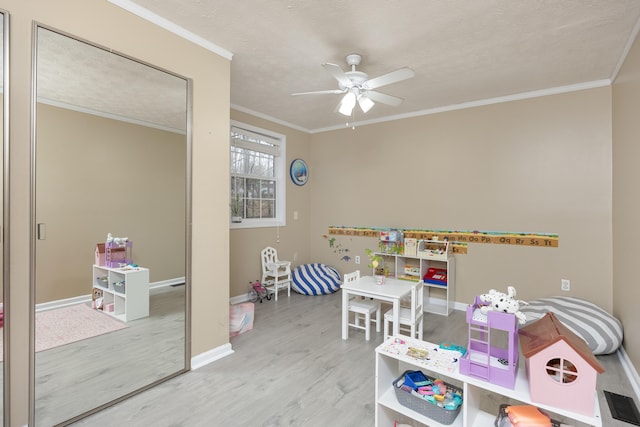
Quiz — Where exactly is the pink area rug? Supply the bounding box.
[0,303,127,360]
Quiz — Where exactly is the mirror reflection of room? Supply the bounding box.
[34,26,189,426]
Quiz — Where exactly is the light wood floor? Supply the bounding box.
[71,291,637,427]
[36,286,186,427]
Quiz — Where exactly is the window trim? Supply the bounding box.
[230,120,286,229]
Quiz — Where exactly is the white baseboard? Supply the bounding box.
[36,276,185,311]
[452,300,469,311]
[149,276,185,289]
[36,295,91,312]
[230,293,251,305]
[618,346,640,401]
[190,343,234,370]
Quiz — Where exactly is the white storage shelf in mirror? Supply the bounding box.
[32,25,190,426]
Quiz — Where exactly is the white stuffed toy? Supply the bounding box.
[106,232,129,247]
[479,286,528,325]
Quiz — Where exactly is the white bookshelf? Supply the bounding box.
[92,265,149,321]
[375,336,602,427]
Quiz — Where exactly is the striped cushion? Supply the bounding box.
[292,264,342,295]
[520,297,623,355]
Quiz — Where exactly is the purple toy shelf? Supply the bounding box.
[459,295,519,390]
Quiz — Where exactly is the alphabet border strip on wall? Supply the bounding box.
[327,226,559,254]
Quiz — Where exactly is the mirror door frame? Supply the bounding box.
[28,22,192,426]
[1,8,8,427]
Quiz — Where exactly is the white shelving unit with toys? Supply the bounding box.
[373,231,456,316]
[375,336,603,427]
[92,265,150,322]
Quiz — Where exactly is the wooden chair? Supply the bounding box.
[383,280,424,340]
[345,270,381,341]
[260,246,291,301]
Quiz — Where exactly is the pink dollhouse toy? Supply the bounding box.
[459,295,519,389]
[519,312,604,417]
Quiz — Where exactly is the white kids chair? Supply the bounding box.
[260,246,291,301]
[384,280,424,340]
[345,270,381,341]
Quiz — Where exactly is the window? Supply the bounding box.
[545,357,578,384]
[230,121,286,228]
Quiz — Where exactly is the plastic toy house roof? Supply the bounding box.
[518,312,604,374]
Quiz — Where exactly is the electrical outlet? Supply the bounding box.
[355,256,360,264]
[561,279,570,291]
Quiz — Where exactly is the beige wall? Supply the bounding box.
[232,89,625,367]
[229,110,311,298]
[613,28,640,370]
[5,1,230,425]
[2,0,636,424]
[36,103,185,303]
[309,88,613,308]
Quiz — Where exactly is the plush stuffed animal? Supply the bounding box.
[106,232,129,246]
[479,286,528,324]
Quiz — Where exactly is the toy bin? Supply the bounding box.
[417,239,450,261]
[229,302,254,337]
[393,370,463,425]
[112,281,126,293]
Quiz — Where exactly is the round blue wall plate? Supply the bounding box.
[290,158,309,186]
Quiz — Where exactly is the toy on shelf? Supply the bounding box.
[417,238,451,261]
[459,289,520,389]
[424,267,447,286]
[439,341,467,356]
[393,370,464,424]
[379,229,403,254]
[398,264,421,282]
[403,237,417,257]
[494,404,558,427]
[519,312,604,417]
[104,233,133,268]
[478,285,528,325]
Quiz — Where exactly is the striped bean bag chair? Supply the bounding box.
[520,296,623,355]
[291,263,342,295]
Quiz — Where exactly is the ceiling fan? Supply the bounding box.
[292,53,415,116]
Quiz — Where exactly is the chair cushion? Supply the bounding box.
[520,296,623,355]
[291,263,342,295]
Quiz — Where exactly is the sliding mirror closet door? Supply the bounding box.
[0,9,7,425]
[32,25,190,426]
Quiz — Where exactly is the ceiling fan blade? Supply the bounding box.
[362,67,415,90]
[292,89,346,96]
[322,62,353,87]
[365,90,404,107]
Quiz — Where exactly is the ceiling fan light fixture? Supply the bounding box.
[338,91,356,116]
[294,53,414,119]
[358,95,374,113]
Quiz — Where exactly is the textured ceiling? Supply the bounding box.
[37,26,187,133]
[50,1,640,133]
